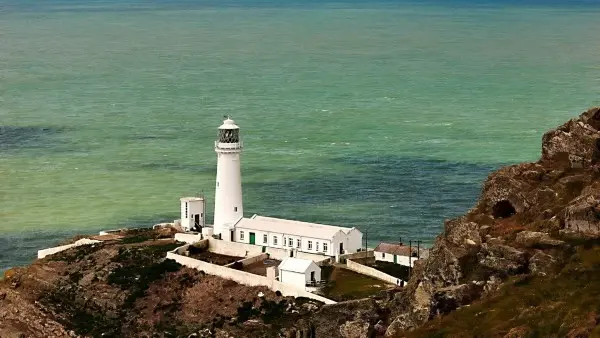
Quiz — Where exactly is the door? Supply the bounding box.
[249,232,256,245]
[393,255,397,264]
[339,243,344,254]
[310,271,315,282]
[194,214,200,228]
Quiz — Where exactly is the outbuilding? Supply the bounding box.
[278,257,321,289]
[374,242,421,267]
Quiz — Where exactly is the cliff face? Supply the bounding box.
[385,107,600,336]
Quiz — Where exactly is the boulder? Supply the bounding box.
[541,107,600,168]
[339,319,371,338]
[561,192,600,236]
[514,231,566,248]
[477,243,528,275]
[528,250,557,276]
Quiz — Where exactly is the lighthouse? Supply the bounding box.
[213,117,244,241]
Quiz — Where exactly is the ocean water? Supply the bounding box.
[1,0,599,272]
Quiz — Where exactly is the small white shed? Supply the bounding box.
[278,258,321,289]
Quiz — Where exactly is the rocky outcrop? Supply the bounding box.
[386,107,600,336]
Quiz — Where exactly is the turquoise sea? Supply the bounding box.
[1,0,599,272]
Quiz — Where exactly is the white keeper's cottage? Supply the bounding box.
[181,117,363,257]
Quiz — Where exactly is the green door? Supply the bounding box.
[393,255,397,264]
[249,232,256,245]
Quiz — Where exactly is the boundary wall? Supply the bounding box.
[174,233,203,244]
[225,253,269,268]
[205,238,332,263]
[38,238,102,259]
[345,259,403,286]
[166,249,336,305]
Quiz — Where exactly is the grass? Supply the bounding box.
[319,266,391,301]
[404,241,600,338]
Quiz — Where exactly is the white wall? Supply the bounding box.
[181,199,205,231]
[346,259,403,286]
[345,229,363,253]
[166,250,336,304]
[280,270,307,289]
[206,238,330,263]
[174,233,203,244]
[38,238,102,259]
[225,253,269,268]
[235,227,333,257]
[374,251,419,267]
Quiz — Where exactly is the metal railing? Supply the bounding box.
[214,141,243,150]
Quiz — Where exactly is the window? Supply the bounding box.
[297,239,301,248]
[283,237,287,246]
[308,241,313,250]
[185,202,188,218]
[217,181,219,187]
[234,207,238,212]
[288,237,293,247]
[273,236,278,245]
[263,234,268,244]
[382,252,385,258]
[316,242,319,252]
[240,231,244,240]
[323,243,328,253]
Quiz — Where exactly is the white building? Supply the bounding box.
[181,117,363,257]
[234,215,362,257]
[374,242,423,267]
[278,257,321,289]
[180,197,205,232]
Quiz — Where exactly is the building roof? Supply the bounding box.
[180,197,204,202]
[374,242,418,256]
[251,215,357,235]
[235,215,356,240]
[278,257,318,273]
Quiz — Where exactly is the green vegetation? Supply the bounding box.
[407,241,600,338]
[320,266,390,301]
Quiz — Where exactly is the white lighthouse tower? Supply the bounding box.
[213,117,244,241]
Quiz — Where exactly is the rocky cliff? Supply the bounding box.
[383,107,600,337]
[2,108,600,338]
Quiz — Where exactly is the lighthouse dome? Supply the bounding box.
[218,118,239,130]
[217,117,241,144]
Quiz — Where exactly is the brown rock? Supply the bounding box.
[514,231,566,248]
[339,319,371,338]
[529,250,557,276]
[503,325,532,338]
